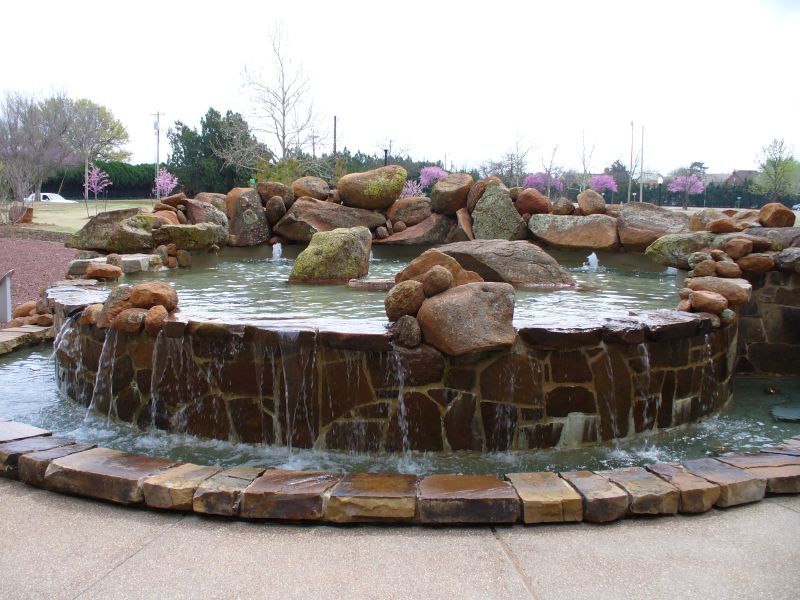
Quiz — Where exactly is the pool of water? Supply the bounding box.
[3,346,798,475]
[106,245,682,323]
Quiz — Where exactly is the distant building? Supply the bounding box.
[725,170,759,185]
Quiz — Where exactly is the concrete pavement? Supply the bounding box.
[2,477,799,599]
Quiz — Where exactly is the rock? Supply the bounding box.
[688,252,713,269]
[326,189,341,204]
[325,473,418,523]
[416,282,516,356]
[346,278,395,291]
[576,189,606,215]
[685,276,751,305]
[395,248,484,287]
[691,259,717,277]
[737,253,775,273]
[742,226,800,250]
[274,198,386,243]
[466,176,503,213]
[388,315,422,348]
[551,197,575,215]
[256,181,294,208]
[759,202,796,228]
[192,467,265,516]
[505,472,582,524]
[85,263,123,280]
[154,202,177,213]
[472,184,527,241]
[516,188,552,215]
[601,467,679,515]
[30,314,53,327]
[690,290,728,314]
[264,196,286,227]
[416,474,520,524]
[437,239,575,288]
[529,214,619,250]
[373,214,455,245]
[774,247,800,273]
[374,226,389,239]
[153,210,180,225]
[559,470,628,523]
[175,210,188,224]
[176,249,191,267]
[646,464,720,513]
[682,458,766,507]
[289,227,372,284]
[336,166,407,210]
[430,173,474,215]
[453,208,474,241]
[182,198,228,229]
[239,469,341,520]
[385,280,425,321]
[224,188,270,247]
[387,196,431,227]
[393,221,407,233]
[715,261,742,278]
[66,208,156,253]
[707,218,739,233]
[144,305,168,336]
[153,223,227,251]
[725,237,753,259]
[420,266,452,297]
[710,249,729,261]
[644,232,717,269]
[12,301,37,319]
[720,308,736,325]
[617,202,691,251]
[78,303,103,326]
[166,257,178,269]
[142,463,223,511]
[192,193,228,216]
[130,281,179,312]
[96,285,133,328]
[291,176,330,201]
[691,208,728,231]
[110,307,148,333]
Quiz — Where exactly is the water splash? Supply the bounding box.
[582,252,600,272]
[271,243,282,259]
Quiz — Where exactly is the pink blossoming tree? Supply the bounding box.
[419,166,448,189]
[399,179,425,199]
[668,175,704,209]
[523,172,564,197]
[153,168,179,198]
[589,174,618,193]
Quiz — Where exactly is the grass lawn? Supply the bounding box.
[29,200,155,234]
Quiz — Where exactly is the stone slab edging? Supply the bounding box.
[1,419,799,526]
[0,324,53,356]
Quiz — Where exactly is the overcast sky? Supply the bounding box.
[2,0,798,176]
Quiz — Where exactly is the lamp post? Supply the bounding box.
[657,176,663,206]
[632,192,637,202]
[383,149,388,166]
[737,196,742,210]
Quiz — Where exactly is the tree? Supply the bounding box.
[66,99,129,212]
[153,168,178,197]
[755,138,799,201]
[668,175,705,209]
[479,138,531,187]
[419,166,448,190]
[540,145,562,198]
[589,174,618,193]
[578,131,594,192]
[86,163,112,200]
[523,172,564,196]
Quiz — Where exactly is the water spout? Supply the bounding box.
[272,243,282,259]
[582,252,600,272]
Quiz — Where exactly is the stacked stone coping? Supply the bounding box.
[49,284,736,452]
[0,418,799,525]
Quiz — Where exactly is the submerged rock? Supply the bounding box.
[289,226,372,283]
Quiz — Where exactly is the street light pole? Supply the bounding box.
[152,111,162,203]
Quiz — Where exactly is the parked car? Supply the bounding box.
[23,193,76,204]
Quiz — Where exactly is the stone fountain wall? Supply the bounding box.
[54,305,736,452]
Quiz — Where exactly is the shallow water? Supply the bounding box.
[2,347,798,475]
[108,246,682,323]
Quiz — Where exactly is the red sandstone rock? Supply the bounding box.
[395,248,483,287]
[685,276,751,305]
[431,173,474,215]
[576,189,606,215]
[153,210,180,225]
[421,265,453,297]
[706,218,738,233]
[690,290,728,314]
[466,176,504,213]
[111,308,148,333]
[85,263,123,280]
[79,303,104,326]
[725,238,753,259]
[144,305,169,336]
[387,196,431,227]
[291,176,330,201]
[385,280,425,321]
[692,260,717,277]
[737,253,775,273]
[12,300,37,319]
[130,281,179,312]
[715,261,742,278]
[516,188,552,215]
[759,202,796,228]
[30,313,53,327]
[676,299,692,312]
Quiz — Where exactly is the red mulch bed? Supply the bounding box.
[0,236,77,327]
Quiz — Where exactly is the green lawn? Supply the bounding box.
[29,200,155,234]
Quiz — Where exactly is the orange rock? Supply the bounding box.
[85,263,123,280]
[692,260,717,277]
[144,305,168,336]
[724,238,753,259]
[759,202,796,228]
[676,299,692,312]
[576,190,606,215]
[130,281,179,312]
[166,256,178,269]
[715,261,742,278]
[110,308,148,333]
[737,253,775,273]
[516,188,552,215]
[690,290,728,314]
[153,210,180,225]
[706,218,738,233]
[395,248,483,287]
[79,303,104,326]
[686,276,751,305]
[385,280,425,321]
[12,300,37,319]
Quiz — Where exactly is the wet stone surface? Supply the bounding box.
[417,474,520,524]
[325,472,418,523]
[240,469,341,520]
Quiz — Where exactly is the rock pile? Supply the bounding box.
[80,280,179,336]
[7,299,54,328]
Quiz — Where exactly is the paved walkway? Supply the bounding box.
[1,478,799,599]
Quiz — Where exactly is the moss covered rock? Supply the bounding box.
[225,188,270,247]
[472,184,527,241]
[153,223,228,250]
[289,226,372,283]
[66,208,155,253]
[337,165,407,210]
[645,232,717,269]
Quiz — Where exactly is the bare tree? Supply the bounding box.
[479,137,532,186]
[578,131,594,192]
[541,145,561,198]
[244,26,318,161]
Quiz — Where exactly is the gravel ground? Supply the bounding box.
[0,237,77,327]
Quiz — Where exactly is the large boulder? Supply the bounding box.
[740,227,800,251]
[373,214,454,245]
[395,248,484,287]
[257,181,294,209]
[617,202,691,251]
[274,197,386,242]
[225,188,270,246]
[387,196,431,226]
[183,198,228,229]
[431,173,474,215]
[193,192,227,214]
[472,184,527,241]
[528,214,619,250]
[759,202,796,228]
[289,227,372,283]
[153,223,228,250]
[416,282,516,356]
[576,190,606,215]
[516,188,552,215]
[466,176,503,213]
[644,232,717,269]
[690,208,728,232]
[66,208,155,253]
[291,176,330,201]
[437,240,575,288]
[337,165,407,210]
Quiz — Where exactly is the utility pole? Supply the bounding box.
[333,115,337,157]
[152,112,162,203]
[639,125,644,202]
[627,120,634,204]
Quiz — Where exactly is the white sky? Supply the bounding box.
[2,0,798,175]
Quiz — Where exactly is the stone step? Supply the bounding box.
[42,447,180,504]
[18,443,97,486]
[646,463,720,513]
[504,471,582,523]
[0,436,78,479]
[142,463,223,511]
[560,471,628,522]
[716,453,800,494]
[682,458,766,507]
[325,473,418,523]
[0,421,51,444]
[417,474,520,524]
[600,467,680,515]
[240,469,342,521]
[192,467,266,516]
